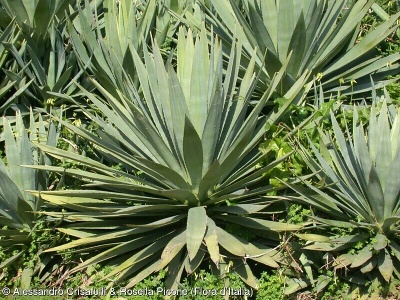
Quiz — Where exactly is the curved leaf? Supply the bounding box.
[204,218,220,267]
[187,206,207,261]
[378,249,393,282]
[351,246,373,268]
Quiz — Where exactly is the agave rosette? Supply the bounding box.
[288,101,400,282]
[198,0,400,98]
[32,28,310,289]
[0,110,60,270]
[68,0,188,98]
[0,20,33,113]
[0,0,90,110]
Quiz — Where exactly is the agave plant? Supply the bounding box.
[67,0,187,98]
[31,28,310,289]
[0,0,73,35]
[287,100,400,286]
[3,23,85,110]
[197,0,400,99]
[0,21,36,114]
[0,110,61,284]
[0,1,101,112]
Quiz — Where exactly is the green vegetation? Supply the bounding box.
[0,0,399,299]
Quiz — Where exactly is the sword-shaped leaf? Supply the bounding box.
[351,246,373,268]
[183,117,203,190]
[161,230,187,268]
[187,207,207,261]
[204,218,220,267]
[378,249,393,282]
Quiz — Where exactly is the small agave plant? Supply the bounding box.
[31,28,309,289]
[206,0,400,98]
[68,0,186,98]
[288,100,400,285]
[0,110,60,284]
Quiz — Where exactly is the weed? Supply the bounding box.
[256,271,286,300]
